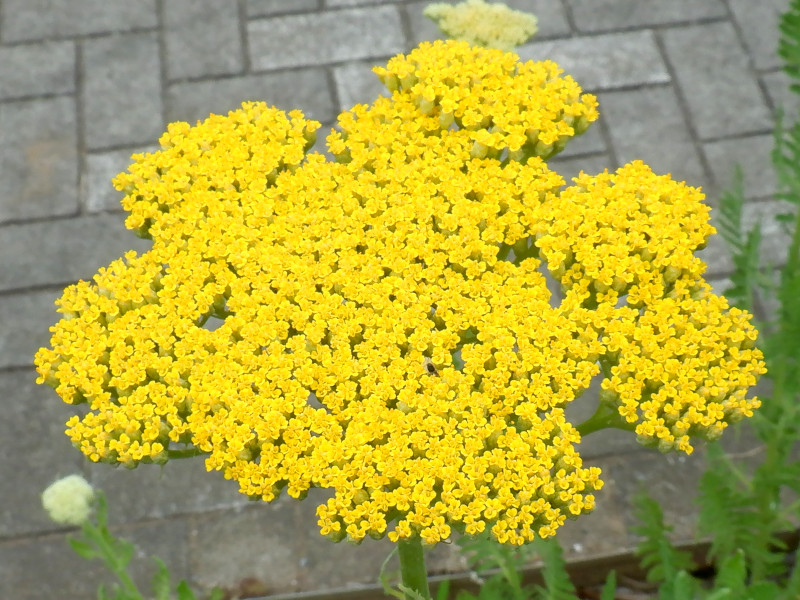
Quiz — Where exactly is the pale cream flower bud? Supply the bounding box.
[42,474,95,525]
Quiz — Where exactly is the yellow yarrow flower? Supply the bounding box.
[424,0,538,51]
[35,41,764,547]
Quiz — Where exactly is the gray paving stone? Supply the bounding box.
[166,68,336,126]
[550,153,615,184]
[0,96,78,223]
[0,518,188,600]
[83,32,163,150]
[703,134,776,200]
[661,22,773,140]
[557,116,607,158]
[0,369,84,537]
[728,0,788,71]
[163,0,244,81]
[0,214,152,292]
[518,31,670,92]
[699,232,734,277]
[405,0,570,46]
[0,41,75,100]
[326,0,403,6]
[248,0,320,17]
[83,146,157,213]
[599,86,708,188]
[333,61,388,110]
[0,290,62,369]
[763,69,800,117]
[0,0,157,42]
[567,0,727,33]
[248,6,405,70]
[89,456,247,525]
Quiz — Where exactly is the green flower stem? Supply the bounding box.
[88,522,141,597]
[575,401,636,437]
[397,537,432,600]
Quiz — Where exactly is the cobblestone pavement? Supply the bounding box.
[0,1,790,598]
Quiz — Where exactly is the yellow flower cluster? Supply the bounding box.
[532,162,765,453]
[373,41,597,159]
[35,41,763,547]
[424,0,538,51]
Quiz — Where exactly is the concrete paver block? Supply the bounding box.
[82,32,163,150]
[166,69,336,125]
[519,31,670,91]
[333,61,388,111]
[89,456,248,525]
[83,146,157,214]
[0,369,85,537]
[599,85,708,188]
[0,0,157,42]
[704,134,776,200]
[0,96,78,223]
[247,0,320,17]
[163,0,244,80]
[0,518,189,600]
[248,6,405,70]
[0,214,152,292]
[661,22,773,140]
[567,0,726,33]
[0,290,62,369]
[728,0,788,71]
[0,41,75,100]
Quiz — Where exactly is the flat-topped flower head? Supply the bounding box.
[35,42,764,547]
[424,0,538,51]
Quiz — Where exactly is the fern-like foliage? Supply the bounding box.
[716,168,765,313]
[779,0,800,92]
[531,537,578,600]
[632,491,694,587]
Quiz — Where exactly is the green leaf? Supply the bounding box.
[714,550,747,597]
[532,537,578,600]
[599,571,617,600]
[207,588,225,600]
[150,557,171,600]
[175,580,197,600]
[434,579,450,600]
[69,537,101,560]
[632,491,694,584]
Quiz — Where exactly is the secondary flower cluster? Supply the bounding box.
[424,0,539,51]
[36,41,764,547]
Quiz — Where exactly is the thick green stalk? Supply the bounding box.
[575,401,636,437]
[397,537,431,600]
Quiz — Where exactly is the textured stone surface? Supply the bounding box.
[0,518,189,600]
[166,68,336,125]
[567,0,727,32]
[0,0,157,42]
[763,69,800,117]
[405,0,571,46]
[728,0,788,70]
[0,369,84,537]
[0,289,61,369]
[89,456,248,525]
[247,0,320,17]
[703,134,776,200]
[248,6,405,70]
[518,31,670,91]
[163,0,244,80]
[83,146,157,213]
[661,23,773,140]
[599,86,708,188]
[557,118,607,158]
[0,215,151,292]
[0,41,75,100]
[82,33,163,150]
[333,60,388,110]
[0,96,78,223]
[550,153,615,185]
